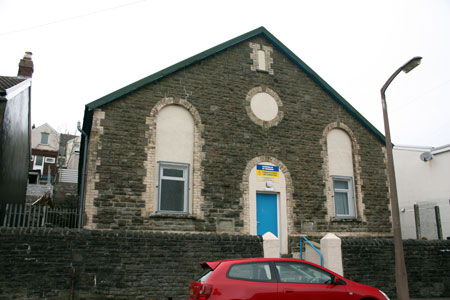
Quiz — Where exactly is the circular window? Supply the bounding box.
[246,86,283,128]
[250,93,279,121]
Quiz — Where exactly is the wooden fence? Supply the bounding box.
[2,203,79,228]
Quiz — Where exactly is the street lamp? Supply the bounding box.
[380,56,422,300]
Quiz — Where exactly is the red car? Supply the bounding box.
[188,258,390,300]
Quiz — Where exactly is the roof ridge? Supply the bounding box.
[84,26,385,144]
[86,26,268,110]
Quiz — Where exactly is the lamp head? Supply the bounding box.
[402,56,422,73]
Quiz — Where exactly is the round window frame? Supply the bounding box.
[245,86,283,128]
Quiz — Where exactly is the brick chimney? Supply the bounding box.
[18,51,34,78]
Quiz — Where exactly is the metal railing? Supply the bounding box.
[300,236,323,266]
[2,203,79,228]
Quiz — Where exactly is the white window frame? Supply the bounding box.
[34,155,44,167]
[157,161,189,213]
[45,157,56,163]
[332,176,356,218]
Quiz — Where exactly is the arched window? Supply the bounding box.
[155,105,194,213]
[327,128,356,218]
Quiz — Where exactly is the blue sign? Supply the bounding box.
[257,164,279,172]
[257,164,279,180]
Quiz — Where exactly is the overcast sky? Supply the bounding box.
[1,0,449,147]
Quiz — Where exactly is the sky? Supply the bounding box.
[1,0,449,147]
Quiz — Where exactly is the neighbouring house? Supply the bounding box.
[65,135,80,170]
[58,133,80,183]
[58,133,77,169]
[29,123,59,184]
[27,128,80,209]
[394,144,450,240]
[80,27,392,255]
[0,52,33,220]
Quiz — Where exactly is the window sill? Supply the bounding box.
[149,212,197,220]
[331,217,362,223]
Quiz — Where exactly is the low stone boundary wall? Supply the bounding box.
[0,227,263,299]
[3,228,449,299]
[342,238,450,299]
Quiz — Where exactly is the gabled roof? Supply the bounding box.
[0,76,29,100]
[32,123,58,134]
[0,76,25,92]
[83,26,385,144]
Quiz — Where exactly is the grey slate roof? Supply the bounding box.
[0,76,26,97]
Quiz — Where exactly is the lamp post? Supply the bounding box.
[380,56,422,300]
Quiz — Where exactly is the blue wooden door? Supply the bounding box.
[257,193,278,237]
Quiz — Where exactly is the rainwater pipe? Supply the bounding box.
[77,121,88,229]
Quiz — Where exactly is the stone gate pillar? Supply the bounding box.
[320,233,343,275]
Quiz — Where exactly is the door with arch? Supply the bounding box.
[256,193,278,237]
[245,159,292,255]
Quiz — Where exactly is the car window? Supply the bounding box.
[227,262,273,282]
[275,262,334,284]
[194,267,213,282]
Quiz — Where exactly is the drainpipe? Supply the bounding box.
[77,121,88,229]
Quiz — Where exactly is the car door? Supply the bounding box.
[274,261,351,300]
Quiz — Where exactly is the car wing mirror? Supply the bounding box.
[333,276,346,285]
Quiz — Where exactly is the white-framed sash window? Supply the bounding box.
[332,176,355,218]
[158,161,189,213]
[45,157,56,163]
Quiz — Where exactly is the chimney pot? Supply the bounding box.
[18,51,34,78]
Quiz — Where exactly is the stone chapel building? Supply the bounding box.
[80,27,392,255]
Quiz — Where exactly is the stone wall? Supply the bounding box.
[84,34,392,239]
[0,228,263,300]
[53,182,78,209]
[2,228,449,299]
[342,238,450,299]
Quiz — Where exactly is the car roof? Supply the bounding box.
[201,258,320,270]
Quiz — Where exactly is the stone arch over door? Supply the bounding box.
[240,156,295,254]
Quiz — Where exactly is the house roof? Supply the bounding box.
[0,76,27,97]
[83,26,385,144]
[32,123,59,134]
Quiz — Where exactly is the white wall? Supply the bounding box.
[327,128,353,177]
[66,136,80,169]
[394,145,450,239]
[155,105,194,165]
[31,123,59,151]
